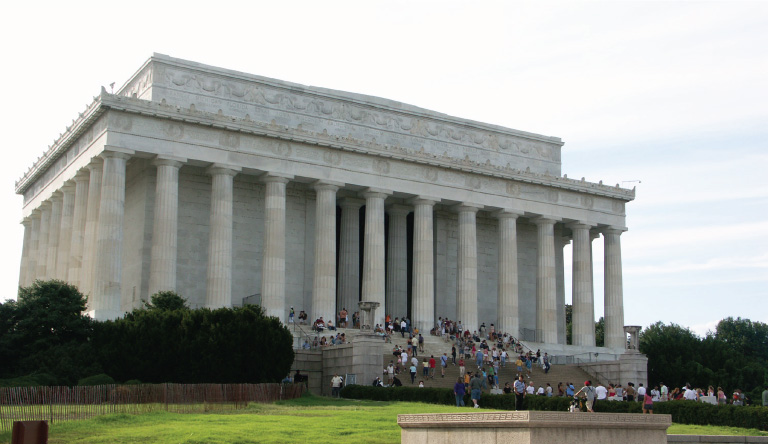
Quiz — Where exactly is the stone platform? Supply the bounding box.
[398,411,671,444]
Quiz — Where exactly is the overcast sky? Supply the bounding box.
[2,1,765,336]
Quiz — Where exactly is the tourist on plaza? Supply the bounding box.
[409,362,417,384]
[514,375,526,410]
[503,382,513,394]
[339,308,348,328]
[574,381,596,412]
[418,380,425,388]
[429,356,437,379]
[762,387,768,407]
[470,372,487,408]
[546,383,553,397]
[331,373,344,398]
[643,390,654,414]
[458,357,465,377]
[422,358,429,378]
[717,387,726,405]
[454,377,466,407]
[625,383,635,402]
[557,382,565,397]
[637,383,646,403]
[526,381,535,395]
[298,310,308,325]
[595,382,608,402]
[660,382,668,401]
[566,382,574,397]
[440,353,448,377]
[392,376,402,387]
[451,346,457,365]
[418,334,424,352]
[683,384,698,401]
[289,307,294,324]
[651,386,661,402]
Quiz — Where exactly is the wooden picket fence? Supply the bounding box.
[0,383,305,431]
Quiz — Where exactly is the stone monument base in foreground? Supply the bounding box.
[398,411,671,444]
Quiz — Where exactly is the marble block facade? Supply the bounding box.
[15,54,635,350]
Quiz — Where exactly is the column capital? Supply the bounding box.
[61,181,76,194]
[30,208,42,218]
[74,169,90,183]
[152,155,187,168]
[589,231,601,241]
[49,191,63,203]
[261,172,293,184]
[39,200,52,210]
[567,221,595,231]
[387,204,411,216]
[360,187,392,200]
[601,226,628,235]
[453,203,482,213]
[338,197,365,209]
[100,147,135,160]
[494,209,524,219]
[312,180,343,192]
[21,217,32,226]
[87,160,104,172]
[206,164,241,177]
[408,196,439,207]
[532,215,560,226]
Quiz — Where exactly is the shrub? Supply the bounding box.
[78,373,116,386]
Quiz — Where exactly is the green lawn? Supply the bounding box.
[1,395,765,443]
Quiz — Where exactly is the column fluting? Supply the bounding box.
[338,197,364,318]
[456,204,480,334]
[260,174,291,321]
[534,217,558,344]
[81,161,103,301]
[205,166,239,309]
[569,223,595,346]
[92,151,131,320]
[361,189,389,327]
[18,218,32,288]
[312,181,340,323]
[26,211,41,286]
[36,201,51,279]
[148,158,184,296]
[46,193,63,279]
[56,183,76,281]
[604,228,626,349]
[496,210,521,338]
[385,204,409,321]
[411,199,436,335]
[68,170,90,288]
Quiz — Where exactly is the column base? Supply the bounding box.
[86,309,123,321]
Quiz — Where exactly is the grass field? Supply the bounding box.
[1,395,765,443]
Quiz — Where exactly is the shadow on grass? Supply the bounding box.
[274,392,394,408]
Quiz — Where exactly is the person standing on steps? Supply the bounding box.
[470,371,487,408]
[454,377,466,407]
[514,374,526,410]
[441,353,449,377]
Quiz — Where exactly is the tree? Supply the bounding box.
[143,291,189,311]
[0,280,100,385]
[639,321,704,389]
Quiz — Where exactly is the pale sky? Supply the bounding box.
[2,1,766,337]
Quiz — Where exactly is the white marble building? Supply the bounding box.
[15,54,634,351]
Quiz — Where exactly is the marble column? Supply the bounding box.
[46,192,63,278]
[67,170,90,288]
[92,150,132,320]
[361,189,390,327]
[410,198,436,335]
[456,204,480,333]
[205,165,240,309]
[26,211,41,286]
[312,181,340,323]
[148,158,184,296]
[534,217,558,344]
[338,197,364,317]
[496,210,522,338]
[36,201,51,279]
[81,161,103,300]
[260,173,292,321]
[385,204,409,320]
[569,222,595,346]
[18,218,32,288]
[56,183,76,280]
[604,227,626,349]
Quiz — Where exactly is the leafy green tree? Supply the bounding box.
[595,316,605,347]
[143,291,189,311]
[0,280,100,385]
[640,321,704,389]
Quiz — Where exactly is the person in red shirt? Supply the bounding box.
[429,356,437,379]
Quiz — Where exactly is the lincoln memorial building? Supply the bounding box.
[15,54,635,351]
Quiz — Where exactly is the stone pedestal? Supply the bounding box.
[399,411,671,444]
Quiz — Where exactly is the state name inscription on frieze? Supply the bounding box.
[150,63,562,174]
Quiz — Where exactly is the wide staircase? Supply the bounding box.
[291,324,598,393]
[381,332,596,392]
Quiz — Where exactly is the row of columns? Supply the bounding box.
[17,150,625,348]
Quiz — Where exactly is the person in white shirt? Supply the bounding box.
[660,383,668,401]
[683,383,698,401]
[595,383,608,400]
[536,386,545,396]
[637,383,647,403]
[526,382,535,395]
[651,386,661,402]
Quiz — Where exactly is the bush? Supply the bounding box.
[123,379,142,385]
[341,387,768,431]
[78,373,116,386]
